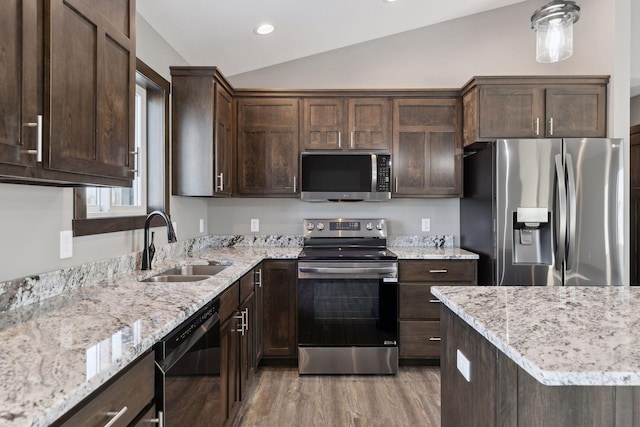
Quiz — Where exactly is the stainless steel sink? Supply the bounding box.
[139,263,229,283]
[160,264,228,276]
[141,275,213,283]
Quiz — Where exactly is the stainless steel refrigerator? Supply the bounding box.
[460,138,624,286]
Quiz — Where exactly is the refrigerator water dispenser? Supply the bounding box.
[512,208,552,265]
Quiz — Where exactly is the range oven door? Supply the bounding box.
[297,261,398,348]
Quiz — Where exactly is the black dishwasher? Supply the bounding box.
[155,299,221,426]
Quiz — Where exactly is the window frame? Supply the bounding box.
[73,59,170,236]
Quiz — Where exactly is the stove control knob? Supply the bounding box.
[306,223,315,231]
[365,222,373,230]
[376,222,384,231]
[316,222,325,231]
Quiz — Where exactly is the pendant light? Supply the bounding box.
[531,1,580,63]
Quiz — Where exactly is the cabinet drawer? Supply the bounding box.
[399,321,442,358]
[240,269,255,302]
[220,281,240,321]
[399,283,440,319]
[57,352,154,427]
[399,260,476,282]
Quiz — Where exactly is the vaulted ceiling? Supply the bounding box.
[136,0,527,76]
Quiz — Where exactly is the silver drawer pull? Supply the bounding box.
[428,337,442,342]
[429,269,448,273]
[145,410,164,427]
[104,406,128,427]
[428,299,440,303]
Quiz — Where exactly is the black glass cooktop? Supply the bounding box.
[298,247,398,261]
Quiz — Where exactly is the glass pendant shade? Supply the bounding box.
[531,1,580,63]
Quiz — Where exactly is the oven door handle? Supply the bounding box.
[298,266,397,276]
[156,312,220,374]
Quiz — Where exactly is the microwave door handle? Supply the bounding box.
[372,155,377,191]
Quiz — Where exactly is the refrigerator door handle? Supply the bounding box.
[554,153,567,269]
[565,153,577,272]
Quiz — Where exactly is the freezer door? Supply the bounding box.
[563,138,624,286]
[496,139,563,286]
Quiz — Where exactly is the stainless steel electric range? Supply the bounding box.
[297,218,398,375]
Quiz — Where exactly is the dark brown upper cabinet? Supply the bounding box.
[393,98,462,197]
[301,97,391,151]
[171,67,234,196]
[236,97,299,196]
[462,76,608,146]
[0,0,135,186]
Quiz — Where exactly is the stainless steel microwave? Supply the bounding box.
[300,153,391,202]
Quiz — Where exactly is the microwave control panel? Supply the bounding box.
[377,155,391,192]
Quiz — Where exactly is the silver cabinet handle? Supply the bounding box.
[535,117,540,136]
[23,115,43,162]
[428,299,440,303]
[338,131,341,148]
[129,150,139,175]
[394,176,398,193]
[243,308,249,333]
[350,131,354,149]
[104,406,128,427]
[293,176,297,193]
[255,268,262,287]
[234,311,245,335]
[428,337,442,342]
[145,411,164,427]
[217,173,224,191]
[548,117,554,136]
[429,269,448,273]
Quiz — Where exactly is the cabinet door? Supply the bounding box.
[237,98,299,195]
[215,83,233,195]
[301,98,345,150]
[46,0,134,183]
[240,291,256,400]
[393,98,461,196]
[0,0,39,170]
[220,314,240,425]
[262,260,297,358]
[479,86,543,138]
[348,98,391,151]
[545,86,606,137]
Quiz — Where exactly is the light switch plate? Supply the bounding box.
[199,219,204,233]
[251,219,259,232]
[421,218,431,232]
[457,349,471,382]
[60,230,73,259]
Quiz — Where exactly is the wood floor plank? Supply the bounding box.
[236,367,441,427]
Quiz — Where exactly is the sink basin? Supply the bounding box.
[141,275,213,283]
[160,264,228,276]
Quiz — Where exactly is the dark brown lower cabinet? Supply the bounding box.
[53,352,155,427]
[441,306,638,426]
[262,260,297,359]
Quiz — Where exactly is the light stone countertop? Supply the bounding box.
[431,286,640,387]
[0,244,477,426]
[390,247,478,260]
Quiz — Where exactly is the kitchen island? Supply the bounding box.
[432,286,640,427]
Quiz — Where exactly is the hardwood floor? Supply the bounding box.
[235,366,441,426]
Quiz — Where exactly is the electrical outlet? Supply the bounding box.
[421,218,431,232]
[251,219,259,232]
[60,230,73,259]
[199,219,204,233]
[457,349,471,382]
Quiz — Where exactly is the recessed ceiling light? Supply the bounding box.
[254,24,275,35]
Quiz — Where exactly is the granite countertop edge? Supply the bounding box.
[431,286,640,387]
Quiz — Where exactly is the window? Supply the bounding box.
[73,59,170,236]
[86,84,147,218]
